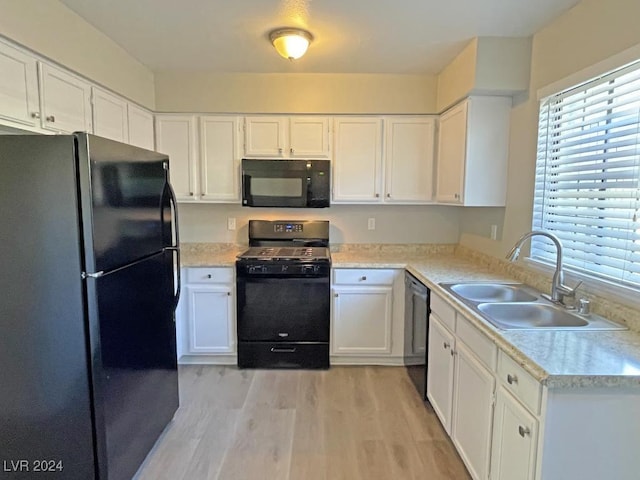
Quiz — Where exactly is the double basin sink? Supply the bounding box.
[439,282,626,331]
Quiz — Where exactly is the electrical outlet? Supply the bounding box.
[367,218,376,230]
[491,224,498,240]
[227,217,236,230]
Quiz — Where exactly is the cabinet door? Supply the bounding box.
[289,116,330,158]
[0,40,40,128]
[127,104,154,150]
[490,386,538,480]
[244,116,287,157]
[331,286,392,354]
[332,117,383,203]
[200,116,240,202]
[92,87,128,143]
[39,63,92,133]
[436,100,467,204]
[426,314,456,434]
[155,115,198,201]
[452,342,495,480]
[186,285,235,354]
[384,117,435,203]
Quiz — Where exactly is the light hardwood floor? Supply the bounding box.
[135,366,471,480]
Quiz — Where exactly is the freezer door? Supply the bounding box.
[79,134,173,272]
[86,250,179,480]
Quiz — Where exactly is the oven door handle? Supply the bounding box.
[270,347,297,353]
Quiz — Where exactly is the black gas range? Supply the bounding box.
[236,220,331,369]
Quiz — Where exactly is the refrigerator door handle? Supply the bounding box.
[165,246,181,312]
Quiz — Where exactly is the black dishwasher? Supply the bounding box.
[404,272,430,400]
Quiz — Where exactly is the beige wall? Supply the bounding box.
[0,0,155,108]
[179,203,461,245]
[154,73,438,114]
[436,39,478,112]
[459,0,640,258]
[435,37,532,112]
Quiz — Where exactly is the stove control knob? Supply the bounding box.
[281,265,289,273]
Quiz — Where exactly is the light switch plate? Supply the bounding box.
[367,218,376,230]
[227,217,236,230]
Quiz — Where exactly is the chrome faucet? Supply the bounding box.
[506,230,581,306]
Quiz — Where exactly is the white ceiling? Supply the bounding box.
[58,0,581,74]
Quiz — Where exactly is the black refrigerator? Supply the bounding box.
[0,133,181,480]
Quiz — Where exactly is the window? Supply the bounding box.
[534,61,640,289]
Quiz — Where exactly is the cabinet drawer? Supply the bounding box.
[333,268,396,285]
[430,292,456,332]
[456,314,497,371]
[497,351,542,415]
[186,267,234,284]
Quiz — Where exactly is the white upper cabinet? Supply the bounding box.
[38,63,92,134]
[289,116,330,157]
[333,116,436,204]
[384,117,436,203]
[0,39,40,129]
[436,96,511,206]
[155,115,198,201]
[244,115,330,158]
[127,104,154,150]
[199,116,241,202]
[332,117,383,202]
[92,87,128,143]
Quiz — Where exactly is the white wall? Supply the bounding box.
[178,203,461,245]
[155,73,438,114]
[459,0,640,258]
[0,0,155,108]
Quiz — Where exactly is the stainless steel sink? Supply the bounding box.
[448,283,537,303]
[477,302,589,329]
[439,282,627,331]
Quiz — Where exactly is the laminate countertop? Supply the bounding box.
[181,243,640,390]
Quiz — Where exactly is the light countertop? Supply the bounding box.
[181,243,640,389]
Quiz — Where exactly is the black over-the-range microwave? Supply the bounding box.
[241,158,330,208]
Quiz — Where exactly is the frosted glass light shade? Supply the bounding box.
[269,28,313,60]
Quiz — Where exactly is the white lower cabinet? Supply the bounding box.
[452,342,496,480]
[332,286,393,354]
[186,284,234,353]
[176,267,236,363]
[426,314,456,433]
[427,291,497,480]
[490,386,538,480]
[331,268,403,363]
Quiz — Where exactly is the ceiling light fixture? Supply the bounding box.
[269,28,313,60]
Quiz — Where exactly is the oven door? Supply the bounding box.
[236,274,330,342]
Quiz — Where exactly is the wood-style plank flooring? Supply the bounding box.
[135,366,471,480]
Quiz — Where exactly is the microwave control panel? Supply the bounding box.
[274,223,303,233]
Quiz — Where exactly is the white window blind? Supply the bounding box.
[533,61,640,288]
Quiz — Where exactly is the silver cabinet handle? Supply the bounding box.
[375,193,380,198]
[46,115,55,123]
[443,342,450,350]
[206,274,212,278]
[290,147,294,155]
[278,147,283,154]
[519,426,531,437]
[271,347,296,353]
[450,349,457,357]
[387,193,391,198]
[227,292,231,296]
[334,293,339,297]
[507,374,518,385]
[189,192,194,196]
[359,276,367,281]
[31,112,41,119]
